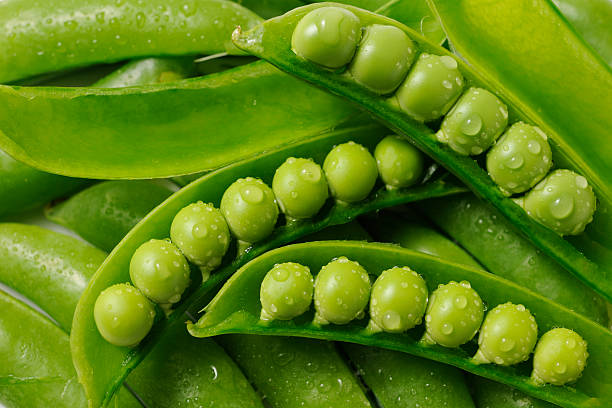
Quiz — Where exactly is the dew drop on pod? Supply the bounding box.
[259,262,314,321]
[473,302,538,366]
[220,177,279,246]
[348,24,416,94]
[129,239,191,305]
[374,135,425,190]
[94,283,155,347]
[515,169,596,236]
[291,6,361,69]
[422,280,484,347]
[436,87,509,156]
[170,202,231,276]
[367,266,428,333]
[486,122,553,195]
[272,157,329,220]
[395,53,464,122]
[323,141,378,204]
[531,328,588,386]
[313,256,371,325]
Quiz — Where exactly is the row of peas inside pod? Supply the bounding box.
[259,258,589,387]
[291,6,597,236]
[93,134,427,347]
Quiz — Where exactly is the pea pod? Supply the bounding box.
[230,3,612,303]
[472,377,557,408]
[70,125,465,407]
[93,58,197,88]
[189,241,612,408]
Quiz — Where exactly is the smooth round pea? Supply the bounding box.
[291,6,361,69]
[272,157,329,219]
[395,53,464,122]
[423,281,484,347]
[260,262,314,321]
[94,283,155,347]
[369,266,428,333]
[323,141,378,203]
[486,122,552,195]
[516,169,596,236]
[374,135,425,189]
[532,328,588,385]
[314,256,371,325]
[220,177,279,244]
[473,302,538,366]
[170,202,230,271]
[437,87,509,156]
[348,24,416,94]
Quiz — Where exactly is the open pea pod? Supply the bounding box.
[189,241,612,408]
[230,3,612,303]
[71,123,465,407]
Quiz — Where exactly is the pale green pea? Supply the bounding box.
[272,157,329,219]
[323,141,378,203]
[531,328,588,386]
[473,302,538,366]
[374,135,425,190]
[395,53,464,122]
[515,169,596,236]
[129,239,191,304]
[291,6,361,69]
[423,281,484,347]
[348,24,416,94]
[260,262,314,321]
[437,87,509,156]
[170,201,230,273]
[368,266,428,333]
[314,256,371,325]
[93,283,155,347]
[220,177,279,244]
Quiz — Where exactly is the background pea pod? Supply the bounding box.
[230,3,612,304]
[70,126,465,407]
[189,241,612,408]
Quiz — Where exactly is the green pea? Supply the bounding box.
[94,283,155,347]
[486,122,552,195]
[220,177,279,244]
[272,157,329,219]
[348,24,416,94]
[515,169,596,236]
[260,262,314,321]
[473,302,538,366]
[291,6,361,69]
[368,266,428,333]
[129,239,191,304]
[423,281,484,347]
[531,328,588,386]
[313,256,371,325]
[374,135,425,190]
[323,141,378,203]
[395,53,464,122]
[170,202,230,272]
[437,87,509,156]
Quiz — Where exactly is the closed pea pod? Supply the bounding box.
[532,328,588,386]
[260,262,313,321]
[323,141,378,203]
[374,135,425,189]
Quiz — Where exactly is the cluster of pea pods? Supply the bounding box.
[0,0,611,408]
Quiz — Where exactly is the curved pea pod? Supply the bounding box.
[46,181,175,252]
[70,125,466,407]
[472,377,557,408]
[231,3,612,304]
[189,241,612,408]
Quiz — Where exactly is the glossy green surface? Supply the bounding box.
[532,328,588,386]
[472,377,557,408]
[260,262,313,321]
[46,181,173,252]
[231,3,612,303]
[93,57,197,88]
[323,141,378,203]
[374,135,425,189]
[71,125,465,407]
[0,0,261,83]
[0,61,358,179]
[190,241,612,408]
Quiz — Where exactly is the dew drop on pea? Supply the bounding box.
[527,140,541,154]
[382,311,402,331]
[505,153,524,169]
[192,223,208,239]
[499,337,515,352]
[550,195,574,219]
[461,113,483,136]
[240,185,264,204]
[273,267,290,282]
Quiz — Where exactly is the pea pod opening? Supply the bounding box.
[229,3,612,303]
[188,241,612,408]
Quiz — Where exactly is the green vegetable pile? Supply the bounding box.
[1,1,611,407]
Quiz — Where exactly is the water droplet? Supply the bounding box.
[64,20,78,29]
[505,153,524,169]
[135,12,146,27]
[554,361,567,374]
[575,175,588,189]
[527,141,541,154]
[273,351,294,367]
[566,337,577,349]
[240,185,264,204]
[455,295,467,309]
[192,224,208,239]
[273,267,290,282]
[499,337,515,352]
[382,311,402,331]
[300,163,322,182]
[550,195,574,219]
[96,12,105,23]
[442,80,452,89]
[461,113,482,136]
[441,323,454,335]
[440,55,457,69]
